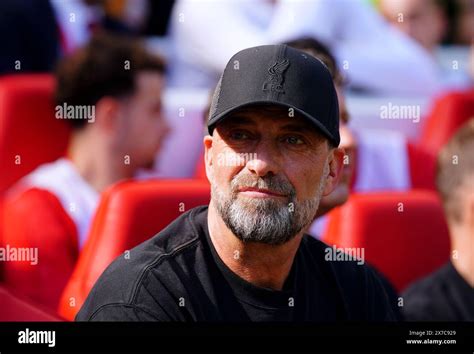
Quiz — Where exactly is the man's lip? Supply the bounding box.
[238,187,286,197]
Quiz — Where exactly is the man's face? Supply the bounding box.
[335,84,356,189]
[381,0,446,52]
[204,107,343,245]
[315,83,357,218]
[118,71,170,170]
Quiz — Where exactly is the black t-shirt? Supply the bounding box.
[76,206,396,321]
[402,262,474,321]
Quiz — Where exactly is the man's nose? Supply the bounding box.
[245,140,282,178]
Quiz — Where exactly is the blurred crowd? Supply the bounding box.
[1,0,473,90]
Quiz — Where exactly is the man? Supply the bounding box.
[380,0,472,89]
[77,44,396,321]
[3,34,169,310]
[403,119,474,321]
[0,0,59,74]
[380,0,447,54]
[283,37,356,219]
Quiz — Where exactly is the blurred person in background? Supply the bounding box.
[380,0,472,88]
[380,0,448,53]
[402,119,474,321]
[98,0,175,37]
[52,0,174,51]
[50,0,145,54]
[283,37,435,240]
[283,37,356,220]
[454,0,474,45]
[0,0,60,74]
[0,0,164,74]
[169,0,441,96]
[2,34,169,310]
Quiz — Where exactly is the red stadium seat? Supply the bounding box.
[420,89,474,155]
[0,286,62,321]
[58,179,210,320]
[2,188,78,311]
[0,74,70,195]
[0,199,4,280]
[407,142,436,190]
[322,191,450,292]
[0,75,70,284]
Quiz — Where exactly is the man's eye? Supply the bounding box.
[230,131,249,140]
[285,136,305,145]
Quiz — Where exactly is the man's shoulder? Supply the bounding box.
[76,206,208,321]
[404,263,450,294]
[402,262,453,320]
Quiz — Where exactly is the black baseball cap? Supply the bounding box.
[207,44,340,147]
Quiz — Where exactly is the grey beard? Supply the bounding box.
[210,167,328,245]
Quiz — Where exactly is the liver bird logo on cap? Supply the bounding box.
[262,59,290,93]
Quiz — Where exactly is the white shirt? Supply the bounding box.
[21,158,99,249]
[168,0,276,88]
[168,0,442,96]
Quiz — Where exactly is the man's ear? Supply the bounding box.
[322,147,345,196]
[203,134,214,182]
[94,97,121,132]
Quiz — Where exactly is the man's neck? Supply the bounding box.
[68,131,130,193]
[207,202,303,291]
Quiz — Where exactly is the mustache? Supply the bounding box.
[230,173,295,197]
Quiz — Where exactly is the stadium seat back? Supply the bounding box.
[0,286,62,321]
[323,191,450,292]
[407,142,437,190]
[58,179,210,320]
[0,74,70,194]
[420,89,474,154]
[0,198,4,281]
